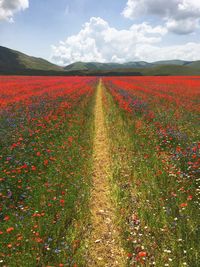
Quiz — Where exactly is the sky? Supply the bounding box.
[1,0,200,65]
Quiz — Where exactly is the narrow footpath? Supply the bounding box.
[87,80,125,267]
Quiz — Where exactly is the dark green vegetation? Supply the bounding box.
[0,46,63,74]
[64,61,152,71]
[64,61,200,76]
[1,46,200,75]
[64,60,199,71]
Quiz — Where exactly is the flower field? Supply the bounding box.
[103,76,200,266]
[0,76,97,266]
[0,76,199,266]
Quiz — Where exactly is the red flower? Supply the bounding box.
[31,165,36,171]
[127,252,132,258]
[60,199,65,206]
[138,251,147,257]
[35,237,43,243]
[68,136,73,143]
[180,203,188,208]
[44,159,49,166]
[4,215,10,221]
[6,227,14,233]
[21,164,28,169]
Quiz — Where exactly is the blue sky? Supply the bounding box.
[0,0,200,64]
[0,0,130,58]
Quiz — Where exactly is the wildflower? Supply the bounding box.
[4,216,10,221]
[138,251,147,257]
[60,199,65,206]
[31,165,36,171]
[17,235,23,241]
[35,237,43,243]
[44,159,49,166]
[180,203,187,208]
[127,252,132,258]
[6,227,14,233]
[68,136,73,143]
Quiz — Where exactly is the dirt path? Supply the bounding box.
[87,80,125,266]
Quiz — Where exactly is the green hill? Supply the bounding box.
[0,46,63,73]
[64,60,200,75]
[142,65,200,76]
[186,61,200,69]
[0,46,200,76]
[64,64,200,76]
[64,61,152,71]
[152,60,190,66]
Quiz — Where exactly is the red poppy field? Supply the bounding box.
[0,76,199,266]
[103,76,199,266]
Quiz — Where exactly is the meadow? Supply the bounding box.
[0,76,199,266]
[102,77,199,266]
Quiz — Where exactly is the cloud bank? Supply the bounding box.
[52,17,168,65]
[52,16,200,65]
[0,0,29,22]
[122,0,200,34]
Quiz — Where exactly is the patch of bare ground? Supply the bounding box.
[86,80,125,267]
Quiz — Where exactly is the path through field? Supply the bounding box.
[87,80,125,266]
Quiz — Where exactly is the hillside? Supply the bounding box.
[186,61,200,69]
[64,60,200,75]
[64,61,152,71]
[0,46,200,75]
[0,46,63,73]
[143,65,200,76]
[65,65,200,76]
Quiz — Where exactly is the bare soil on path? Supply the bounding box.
[87,80,125,267]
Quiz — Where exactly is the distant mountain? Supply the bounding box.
[64,61,152,71]
[64,60,200,76]
[186,61,200,69]
[0,46,200,76]
[152,60,190,66]
[143,65,200,76]
[66,66,200,76]
[0,46,63,74]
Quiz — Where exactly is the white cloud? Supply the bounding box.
[122,0,200,34]
[51,17,167,65]
[51,16,200,64]
[166,18,199,34]
[0,0,29,22]
[139,42,200,62]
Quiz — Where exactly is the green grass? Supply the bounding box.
[0,90,96,266]
[102,85,199,266]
